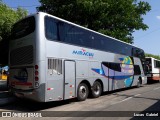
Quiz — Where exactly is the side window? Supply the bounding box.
[154,60,156,68]
[66,26,84,45]
[157,61,160,68]
[134,65,141,75]
[154,60,160,68]
[132,48,145,59]
[132,48,138,57]
[64,24,92,47]
[48,58,62,75]
[45,17,58,40]
[109,63,121,72]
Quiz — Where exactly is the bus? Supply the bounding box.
[145,57,160,83]
[9,12,146,102]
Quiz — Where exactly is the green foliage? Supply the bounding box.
[0,1,28,65]
[0,2,27,40]
[37,0,151,43]
[145,53,160,60]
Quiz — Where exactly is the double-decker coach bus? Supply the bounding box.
[9,12,146,102]
[145,57,160,83]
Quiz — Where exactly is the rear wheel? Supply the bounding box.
[77,83,89,101]
[91,81,102,98]
[137,78,142,88]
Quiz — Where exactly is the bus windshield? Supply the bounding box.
[11,16,35,40]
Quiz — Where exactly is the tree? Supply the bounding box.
[145,53,160,60]
[0,1,28,65]
[37,0,151,43]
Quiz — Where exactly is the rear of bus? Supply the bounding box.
[9,13,46,102]
[145,57,160,83]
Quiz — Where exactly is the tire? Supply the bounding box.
[91,81,102,98]
[77,83,89,101]
[137,79,141,88]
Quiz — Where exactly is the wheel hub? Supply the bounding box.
[79,86,86,98]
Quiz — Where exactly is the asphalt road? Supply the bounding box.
[0,82,160,120]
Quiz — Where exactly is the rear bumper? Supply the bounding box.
[10,83,45,102]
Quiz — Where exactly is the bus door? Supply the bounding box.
[108,63,121,91]
[64,60,76,99]
[108,63,115,91]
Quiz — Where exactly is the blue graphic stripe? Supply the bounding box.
[92,68,105,75]
[92,68,133,80]
[109,75,132,80]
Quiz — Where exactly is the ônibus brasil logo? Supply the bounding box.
[72,48,94,58]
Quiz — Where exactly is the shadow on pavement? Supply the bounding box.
[130,100,160,120]
[0,86,138,112]
[0,97,78,112]
[0,82,17,106]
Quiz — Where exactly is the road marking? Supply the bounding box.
[111,97,133,105]
[111,94,142,105]
[121,97,133,102]
[134,94,141,97]
[153,87,160,90]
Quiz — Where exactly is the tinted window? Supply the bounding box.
[109,63,121,72]
[102,62,121,72]
[63,24,92,47]
[132,48,145,59]
[45,17,59,40]
[11,16,35,40]
[134,65,141,75]
[45,17,92,47]
[145,58,152,74]
[92,34,132,56]
[145,58,151,64]
[44,16,142,57]
[154,60,160,68]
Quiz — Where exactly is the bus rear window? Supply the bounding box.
[11,16,35,40]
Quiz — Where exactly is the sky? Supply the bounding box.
[2,0,41,14]
[2,0,160,55]
[133,0,160,55]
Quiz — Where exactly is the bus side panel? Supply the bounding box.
[152,60,160,80]
[64,60,76,99]
[132,76,139,86]
[76,61,89,78]
[89,61,109,92]
[46,76,64,101]
[25,83,46,102]
[133,57,147,85]
[75,60,91,92]
[45,59,64,101]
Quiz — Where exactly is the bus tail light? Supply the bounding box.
[35,65,39,87]
[35,71,39,76]
[35,77,39,81]
[35,65,38,69]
